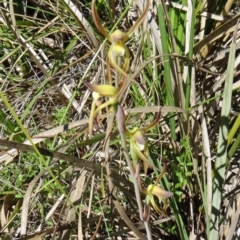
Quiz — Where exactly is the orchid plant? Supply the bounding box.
[86,1,173,237]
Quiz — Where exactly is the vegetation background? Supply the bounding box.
[0,0,240,239]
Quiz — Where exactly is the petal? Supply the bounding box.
[150,197,165,215]
[116,105,127,134]
[110,29,128,43]
[91,0,110,41]
[148,184,173,199]
[130,140,139,162]
[92,91,101,101]
[132,129,146,145]
[144,111,161,132]
[132,141,154,172]
[136,141,145,151]
[112,44,125,57]
[84,82,118,96]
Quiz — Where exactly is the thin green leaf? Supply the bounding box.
[210,26,237,240]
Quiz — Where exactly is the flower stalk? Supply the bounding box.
[87,1,173,239]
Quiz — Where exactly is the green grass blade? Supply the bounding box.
[228,115,240,146]
[227,132,240,160]
[157,4,176,141]
[210,27,237,240]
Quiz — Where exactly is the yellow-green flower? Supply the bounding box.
[117,105,162,174]
[128,128,150,174]
[142,164,173,220]
[144,184,173,215]
[128,114,162,174]
[84,82,118,137]
[91,0,150,84]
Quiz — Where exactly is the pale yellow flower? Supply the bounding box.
[84,82,118,137]
[142,164,173,220]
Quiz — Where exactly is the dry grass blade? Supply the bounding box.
[43,194,65,226]
[61,170,87,240]
[201,0,234,58]
[0,7,70,105]
[0,119,89,165]
[87,175,95,219]
[0,139,134,191]
[127,105,190,116]
[225,197,240,240]
[20,170,50,236]
[28,236,42,240]
[193,12,240,55]
[201,110,212,218]
[113,200,147,240]
[78,206,83,240]
[0,204,7,232]
[62,0,99,48]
